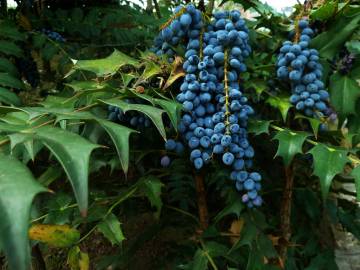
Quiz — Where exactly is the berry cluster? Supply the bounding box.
[151,5,202,63]
[154,6,263,207]
[15,57,40,88]
[41,29,66,42]
[108,99,151,129]
[277,19,334,120]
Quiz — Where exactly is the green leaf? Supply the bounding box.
[0,87,21,105]
[329,73,360,117]
[214,197,243,223]
[266,96,291,122]
[97,213,125,246]
[0,41,23,57]
[274,129,309,165]
[138,61,163,82]
[310,1,337,21]
[295,114,322,138]
[248,120,271,135]
[70,50,138,77]
[65,81,109,92]
[152,98,182,131]
[36,126,99,215]
[308,144,349,199]
[0,153,46,270]
[100,98,167,140]
[138,176,164,218]
[346,40,360,55]
[0,23,26,41]
[0,73,24,89]
[311,13,360,59]
[97,120,137,174]
[350,166,360,201]
[192,248,209,270]
[0,58,19,75]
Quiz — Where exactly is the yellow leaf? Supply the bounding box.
[29,224,80,248]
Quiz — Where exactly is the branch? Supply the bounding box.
[194,171,209,231]
[152,0,161,18]
[278,161,295,263]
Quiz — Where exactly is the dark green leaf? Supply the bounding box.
[97,213,125,246]
[0,87,21,106]
[248,120,271,135]
[266,96,292,122]
[70,50,138,77]
[0,41,23,57]
[36,126,99,215]
[329,73,360,117]
[311,13,360,59]
[0,153,46,270]
[308,144,349,199]
[0,73,24,89]
[274,129,309,165]
[138,176,164,218]
[100,98,167,140]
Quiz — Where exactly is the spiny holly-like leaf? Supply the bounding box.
[138,176,164,218]
[70,50,138,77]
[152,98,182,131]
[0,58,19,75]
[138,61,163,83]
[214,197,243,223]
[36,126,99,216]
[0,73,24,89]
[248,120,271,136]
[97,213,125,246]
[97,120,137,175]
[295,114,322,138]
[350,166,360,201]
[0,87,21,106]
[329,73,360,117]
[311,13,360,59]
[0,41,23,57]
[274,129,309,165]
[266,96,292,122]
[310,1,337,21]
[308,144,350,200]
[29,224,80,248]
[0,153,46,270]
[65,81,109,92]
[100,98,167,140]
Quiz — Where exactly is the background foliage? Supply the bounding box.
[0,0,359,269]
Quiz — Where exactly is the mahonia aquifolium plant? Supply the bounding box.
[151,5,263,207]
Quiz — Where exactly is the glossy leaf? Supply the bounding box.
[311,13,360,59]
[248,119,271,135]
[98,120,137,174]
[70,50,138,77]
[138,176,164,218]
[274,129,309,165]
[0,72,24,89]
[0,87,21,106]
[308,144,349,199]
[0,153,46,270]
[266,96,291,122]
[329,73,360,117]
[97,213,125,246]
[100,98,167,140]
[36,126,99,215]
